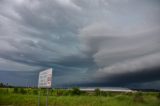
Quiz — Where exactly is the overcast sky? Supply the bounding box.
[0,0,160,89]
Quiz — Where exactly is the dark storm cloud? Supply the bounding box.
[0,70,39,86]
[0,0,90,86]
[73,66,160,89]
[0,0,85,67]
[0,0,160,88]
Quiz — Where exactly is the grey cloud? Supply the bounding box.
[95,53,160,78]
[0,0,160,88]
[0,0,87,86]
[77,0,160,87]
[78,22,160,86]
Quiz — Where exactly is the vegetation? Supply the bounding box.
[71,87,81,95]
[157,92,160,100]
[0,88,160,106]
[0,82,12,88]
[133,92,144,103]
[95,88,101,96]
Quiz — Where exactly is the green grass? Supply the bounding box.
[0,88,160,106]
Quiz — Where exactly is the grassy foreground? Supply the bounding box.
[0,88,160,106]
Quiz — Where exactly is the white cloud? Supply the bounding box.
[96,53,160,77]
[56,0,81,10]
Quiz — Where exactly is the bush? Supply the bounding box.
[157,93,160,100]
[56,90,64,96]
[101,91,109,96]
[33,89,38,95]
[95,88,101,96]
[71,87,81,95]
[133,92,144,103]
[13,88,18,93]
[19,88,26,94]
[126,92,133,96]
[62,90,72,96]
[94,88,112,96]
[0,88,9,94]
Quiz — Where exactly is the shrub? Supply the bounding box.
[101,91,109,96]
[0,82,5,87]
[50,89,57,96]
[0,88,9,94]
[95,88,101,96]
[33,89,38,95]
[157,93,160,100]
[13,88,18,93]
[19,88,26,94]
[126,92,133,96]
[71,87,81,95]
[56,90,64,96]
[62,90,72,96]
[133,92,144,103]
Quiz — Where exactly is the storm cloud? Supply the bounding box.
[0,0,160,88]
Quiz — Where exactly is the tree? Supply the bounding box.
[72,87,81,95]
[0,82,3,87]
[13,88,18,93]
[95,88,101,96]
[20,88,26,94]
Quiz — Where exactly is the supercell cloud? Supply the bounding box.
[0,0,160,88]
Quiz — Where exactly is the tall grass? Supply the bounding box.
[0,88,160,106]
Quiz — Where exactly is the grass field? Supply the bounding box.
[0,88,160,106]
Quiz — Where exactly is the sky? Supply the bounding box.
[0,0,160,89]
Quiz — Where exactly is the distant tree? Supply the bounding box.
[101,91,109,96]
[95,88,101,96]
[72,87,81,95]
[20,88,26,94]
[0,82,4,87]
[13,88,19,93]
